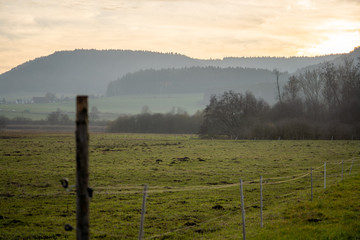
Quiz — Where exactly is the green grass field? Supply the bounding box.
[0,93,206,121]
[0,133,359,239]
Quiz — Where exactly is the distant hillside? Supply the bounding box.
[0,49,350,96]
[0,49,203,95]
[201,55,341,73]
[107,66,290,104]
[295,47,360,74]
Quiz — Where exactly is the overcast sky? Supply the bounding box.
[0,0,359,74]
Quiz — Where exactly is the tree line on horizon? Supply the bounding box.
[107,58,360,140]
[106,66,289,97]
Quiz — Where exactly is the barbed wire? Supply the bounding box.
[144,158,359,239]
[87,158,360,195]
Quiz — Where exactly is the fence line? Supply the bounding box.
[20,159,356,199]
[263,172,310,185]
[142,158,359,239]
[72,158,359,196]
[50,156,360,238]
[142,173,353,240]
[95,166,352,195]
[312,161,341,173]
[260,171,312,181]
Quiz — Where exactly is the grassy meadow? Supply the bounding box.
[0,133,359,239]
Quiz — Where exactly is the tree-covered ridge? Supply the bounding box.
[0,48,346,96]
[206,54,342,73]
[106,66,290,101]
[0,49,203,94]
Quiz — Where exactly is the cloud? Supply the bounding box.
[33,14,78,28]
[0,0,359,73]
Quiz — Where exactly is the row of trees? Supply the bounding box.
[200,58,360,139]
[277,58,359,122]
[0,110,73,127]
[106,66,288,101]
[199,91,269,139]
[107,111,203,134]
[107,57,360,139]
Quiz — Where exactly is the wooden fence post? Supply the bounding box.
[310,168,313,201]
[139,184,148,240]
[324,162,326,189]
[260,176,263,228]
[240,179,246,240]
[76,96,89,240]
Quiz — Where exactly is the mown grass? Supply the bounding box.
[0,133,359,239]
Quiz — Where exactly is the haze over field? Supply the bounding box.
[1,48,358,107]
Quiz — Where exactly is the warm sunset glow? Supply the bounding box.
[0,0,360,73]
[299,31,360,56]
[298,19,360,55]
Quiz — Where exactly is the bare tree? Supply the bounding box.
[269,75,304,121]
[297,69,324,120]
[338,57,360,104]
[336,57,360,123]
[273,69,282,103]
[320,62,340,111]
[282,75,301,103]
[200,91,269,139]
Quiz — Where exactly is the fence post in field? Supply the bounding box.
[76,96,90,240]
[240,179,246,240]
[324,162,326,189]
[310,168,313,201]
[260,176,263,228]
[349,160,353,175]
[139,184,148,240]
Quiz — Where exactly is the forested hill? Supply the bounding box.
[0,49,203,94]
[201,55,341,73]
[106,67,290,104]
[295,47,360,74]
[0,49,344,95]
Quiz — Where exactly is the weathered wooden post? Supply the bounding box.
[139,184,148,240]
[260,176,263,228]
[310,168,313,201]
[76,96,89,240]
[240,179,246,240]
[324,162,326,189]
